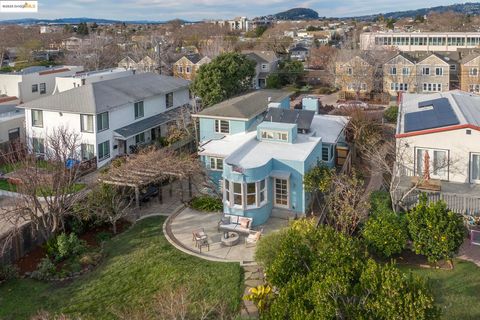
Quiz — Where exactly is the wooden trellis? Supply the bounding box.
[98,147,202,207]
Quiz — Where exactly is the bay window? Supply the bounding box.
[233,182,242,206]
[246,183,256,206]
[223,179,268,208]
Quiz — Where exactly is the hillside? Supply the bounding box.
[257,8,319,21]
[353,2,480,21]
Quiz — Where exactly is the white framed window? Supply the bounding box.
[422,83,442,92]
[98,140,110,161]
[390,67,397,75]
[39,83,46,94]
[261,130,288,142]
[224,179,231,204]
[31,84,38,93]
[135,132,145,144]
[215,120,230,134]
[246,182,256,207]
[470,68,478,76]
[435,67,443,76]
[80,143,94,160]
[261,64,268,70]
[210,157,223,171]
[416,148,448,180]
[178,65,183,73]
[165,92,173,108]
[402,67,410,75]
[422,67,430,75]
[80,114,94,133]
[259,179,266,205]
[32,137,45,154]
[233,182,242,206]
[134,101,144,119]
[471,153,480,183]
[347,67,353,75]
[32,109,43,127]
[96,112,109,131]
[469,84,480,93]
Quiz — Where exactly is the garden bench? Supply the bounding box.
[218,214,253,235]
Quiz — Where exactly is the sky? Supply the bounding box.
[0,0,465,21]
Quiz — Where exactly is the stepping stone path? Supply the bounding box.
[241,265,265,319]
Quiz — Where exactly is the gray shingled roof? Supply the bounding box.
[195,90,292,120]
[18,73,190,114]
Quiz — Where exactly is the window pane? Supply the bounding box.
[247,183,256,194]
[247,194,256,205]
[472,155,480,180]
[260,179,265,190]
[210,158,216,169]
[234,194,242,205]
[233,183,241,193]
[216,158,223,170]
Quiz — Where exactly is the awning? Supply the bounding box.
[113,107,184,139]
[270,170,291,179]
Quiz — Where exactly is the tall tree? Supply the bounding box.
[192,52,256,107]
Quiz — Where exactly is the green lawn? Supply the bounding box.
[400,260,480,320]
[0,217,243,319]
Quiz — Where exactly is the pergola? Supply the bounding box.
[98,147,202,208]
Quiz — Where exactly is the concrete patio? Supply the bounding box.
[166,207,289,263]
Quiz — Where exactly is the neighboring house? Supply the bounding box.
[460,52,480,94]
[383,52,418,96]
[195,90,349,226]
[118,56,157,73]
[0,65,84,103]
[289,45,309,61]
[243,50,279,89]
[335,55,376,96]
[53,68,135,93]
[396,90,480,189]
[0,97,23,152]
[18,73,190,168]
[415,53,451,94]
[173,54,211,81]
[61,36,91,51]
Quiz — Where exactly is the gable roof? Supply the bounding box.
[182,54,203,64]
[18,73,190,114]
[242,50,278,64]
[194,90,292,120]
[417,53,450,65]
[461,52,480,64]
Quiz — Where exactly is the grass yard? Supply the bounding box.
[0,179,16,192]
[0,217,243,320]
[400,260,480,320]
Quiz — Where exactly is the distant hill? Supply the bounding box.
[257,8,319,21]
[352,2,480,21]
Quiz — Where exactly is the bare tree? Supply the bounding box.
[0,127,86,246]
[326,170,370,235]
[64,34,122,70]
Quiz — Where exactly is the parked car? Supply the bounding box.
[140,185,159,203]
[336,100,369,109]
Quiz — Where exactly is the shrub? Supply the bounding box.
[362,210,408,257]
[0,264,19,282]
[384,105,398,123]
[369,191,392,215]
[31,258,56,280]
[95,231,112,243]
[189,195,223,212]
[47,233,87,262]
[407,195,465,266]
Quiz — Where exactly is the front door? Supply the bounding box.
[274,178,289,208]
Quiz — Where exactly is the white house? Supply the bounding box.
[18,73,191,168]
[0,65,84,103]
[53,68,135,93]
[0,97,23,151]
[396,91,480,185]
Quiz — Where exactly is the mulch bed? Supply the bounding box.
[14,220,132,275]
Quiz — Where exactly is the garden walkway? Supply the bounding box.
[458,239,480,267]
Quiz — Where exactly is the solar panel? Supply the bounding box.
[264,108,315,131]
[404,98,459,133]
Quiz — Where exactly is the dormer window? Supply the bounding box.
[215,120,229,134]
[261,64,268,70]
[260,130,288,142]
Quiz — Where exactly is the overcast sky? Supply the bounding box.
[0,0,464,21]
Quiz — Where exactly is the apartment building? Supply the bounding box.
[361,32,480,52]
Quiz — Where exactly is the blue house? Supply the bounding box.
[195,90,349,226]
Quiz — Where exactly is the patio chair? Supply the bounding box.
[245,228,263,248]
[192,228,207,248]
[198,238,210,253]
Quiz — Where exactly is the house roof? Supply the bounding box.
[290,45,309,52]
[114,107,184,139]
[397,91,480,137]
[461,52,480,64]
[18,73,190,114]
[182,54,203,64]
[242,50,278,64]
[194,90,292,120]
